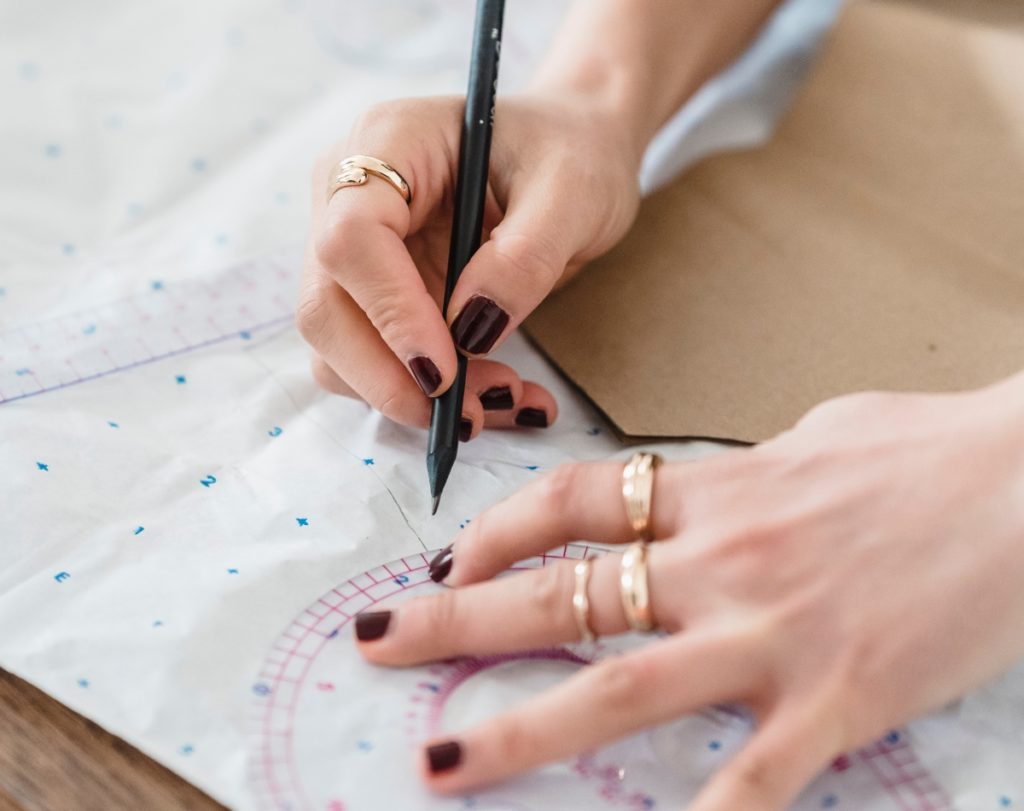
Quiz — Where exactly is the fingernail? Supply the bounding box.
[409,356,442,396]
[426,740,463,774]
[515,407,548,428]
[451,295,509,355]
[480,385,514,411]
[354,610,391,641]
[459,418,472,443]
[428,545,453,583]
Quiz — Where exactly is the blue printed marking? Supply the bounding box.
[200,474,216,487]
[822,795,838,808]
[885,731,901,745]
[180,744,194,756]
[108,420,119,428]
[268,426,282,437]
[77,678,89,688]
[586,426,601,436]
[214,233,228,246]
[458,518,472,529]
[708,740,721,751]
[1000,797,1012,808]
[191,158,207,173]
[356,740,372,752]
[525,465,539,471]
[393,574,409,585]
[239,330,251,340]
[227,568,239,575]
[45,143,62,158]
[54,571,70,583]
[37,461,48,471]
[252,683,271,696]
[362,458,374,466]
[61,243,75,255]
[133,526,144,536]
[327,628,339,639]
[82,324,96,335]
[151,280,164,290]
[0,287,5,297]
[16,368,31,376]
[152,620,164,628]
[175,374,186,384]
[19,62,40,80]
[296,517,308,527]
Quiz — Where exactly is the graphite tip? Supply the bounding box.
[431,494,441,515]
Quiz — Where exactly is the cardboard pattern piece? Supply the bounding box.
[524,0,1024,443]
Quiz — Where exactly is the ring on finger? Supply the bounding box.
[326,154,412,205]
[619,541,655,632]
[572,559,597,643]
[621,451,662,541]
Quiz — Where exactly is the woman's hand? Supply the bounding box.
[355,375,1024,809]
[298,93,641,436]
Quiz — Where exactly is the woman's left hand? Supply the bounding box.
[355,376,1024,810]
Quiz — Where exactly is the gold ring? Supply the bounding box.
[326,155,412,205]
[621,452,662,541]
[572,559,597,643]
[619,541,655,632]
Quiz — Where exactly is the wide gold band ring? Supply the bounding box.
[619,541,655,632]
[326,155,412,205]
[572,559,597,644]
[621,451,662,541]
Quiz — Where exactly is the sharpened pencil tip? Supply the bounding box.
[431,494,441,515]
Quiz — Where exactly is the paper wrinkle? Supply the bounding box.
[4,1,1020,809]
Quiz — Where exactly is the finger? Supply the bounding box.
[297,255,431,427]
[465,359,524,415]
[316,181,458,397]
[446,181,581,358]
[310,355,357,398]
[417,633,756,794]
[439,460,689,587]
[356,544,685,666]
[688,707,839,811]
[483,381,558,430]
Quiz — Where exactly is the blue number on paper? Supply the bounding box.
[268,426,282,437]
[54,571,70,583]
[108,420,119,428]
[200,474,216,487]
[393,574,409,585]
[133,526,144,536]
[252,683,271,696]
[227,568,239,575]
[77,678,89,688]
[180,744,194,756]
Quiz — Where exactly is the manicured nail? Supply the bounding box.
[459,418,472,443]
[409,356,442,396]
[480,385,514,411]
[426,740,462,773]
[428,545,453,583]
[451,295,509,355]
[355,610,391,641]
[515,407,548,428]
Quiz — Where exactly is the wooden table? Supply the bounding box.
[0,669,222,810]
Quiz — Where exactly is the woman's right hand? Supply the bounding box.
[298,93,643,438]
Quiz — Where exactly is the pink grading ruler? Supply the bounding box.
[247,544,953,811]
[0,254,299,405]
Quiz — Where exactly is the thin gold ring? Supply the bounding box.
[621,452,662,541]
[572,559,597,643]
[326,155,412,205]
[619,541,655,632]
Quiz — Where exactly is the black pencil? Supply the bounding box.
[427,0,506,515]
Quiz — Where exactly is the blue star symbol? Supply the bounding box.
[362,458,374,466]
[37,461,48,471]
[296,517,309,527]
[227,568,239,575]
[175,374,186,384]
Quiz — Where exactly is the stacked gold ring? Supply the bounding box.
[619,451,663,632]
[572,559,597,643]
[326,155,412,205]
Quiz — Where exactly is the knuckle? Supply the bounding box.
[528,562,573,621]
[536,464,581,512]
[295,292,331,347]
[491,231,564,293]
[589,657,645,707]
[492,717,538,766]
[314,216,363,273]
[420,586,460,636]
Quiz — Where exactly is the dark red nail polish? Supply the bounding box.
[515,408,548,428]
[426,740,462,773]
[428,545,453,583]
[409,356,442,396]
[451,296,509,355]
[355,610,391,641]
[459,418,472,443]
[480,385,514,411]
